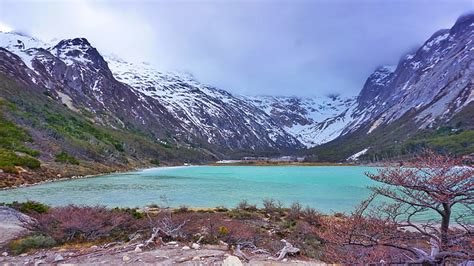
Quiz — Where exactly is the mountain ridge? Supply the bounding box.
[0,13,472,178]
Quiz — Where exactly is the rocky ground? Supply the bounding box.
[0,242,323,265]
[0,207,325,265]
[0,207,29,247]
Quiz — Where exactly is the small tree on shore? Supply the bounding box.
[322,152,473,264]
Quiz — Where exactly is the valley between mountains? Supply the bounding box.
[0,14,472,188]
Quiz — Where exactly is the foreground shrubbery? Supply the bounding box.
[22,205,140,243]
[6,201,50,214]
[8,200,325,259]
[8,235,56,255]
[5,153,472,263]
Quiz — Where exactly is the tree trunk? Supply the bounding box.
[440,203,451,249]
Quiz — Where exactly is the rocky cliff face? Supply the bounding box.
[307,14,473,161]
[344,14,473,136]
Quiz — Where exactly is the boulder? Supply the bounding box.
[223,255,243,266]
[54,254,64,262]
[122,255,131,262]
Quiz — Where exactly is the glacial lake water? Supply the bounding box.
[0,166,381,213]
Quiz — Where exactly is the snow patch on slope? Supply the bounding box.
[347,148,369,161]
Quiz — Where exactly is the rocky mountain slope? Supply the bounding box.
[105,57,302,151]
[307,13,474,161]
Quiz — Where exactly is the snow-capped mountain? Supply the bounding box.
[104,56,303,150]
[0,31,303,152]
[0,13,472,161]
[244,95,356,147]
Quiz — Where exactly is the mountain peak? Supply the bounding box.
[451,12,474,34]
[53,37,92,49]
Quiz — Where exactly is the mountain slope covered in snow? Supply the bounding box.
[244,95,356,147]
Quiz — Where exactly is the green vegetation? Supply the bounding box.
[8,235,56,255]
[54,151,79,165]
[361,128,474,161]
[0,99,41,172]
[150,159,160,166]
[112,207,144,219]
[0,148,41,171]
[405,128,474,155]
[6,200,50,214]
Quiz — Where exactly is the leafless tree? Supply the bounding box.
[322,152,473,264]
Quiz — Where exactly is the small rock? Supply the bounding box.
[90,245,98,249]
[191,243,200,249]
[54,254,64,262]
[174,244,179,247]
[282,258,288,262]
[122,255,131,262]
[182,246,191,250]
[34,260,45,266]
[166,241,178,245]
[134,246,142,252]
[20,253,28,257]
[223,255,243,266]
[1,252,8,257]
[192,256,201,261]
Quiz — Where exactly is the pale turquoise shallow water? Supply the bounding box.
[0,166,380,213]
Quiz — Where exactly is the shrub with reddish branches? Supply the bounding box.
[320,152,473,264]
[22,205,138,243]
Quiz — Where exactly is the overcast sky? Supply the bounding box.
[0,0,472,97]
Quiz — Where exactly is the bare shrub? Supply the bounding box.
[263,198,284,215]
[236,199,257,212]
[301,206,322,226]
[288,202,302,220]
[22,205,136,243]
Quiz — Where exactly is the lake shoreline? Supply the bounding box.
[0,164,191,191]
[1,162,377,191]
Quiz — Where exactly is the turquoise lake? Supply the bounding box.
[0,166,380,213]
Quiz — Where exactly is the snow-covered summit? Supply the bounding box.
[245,95,356,147]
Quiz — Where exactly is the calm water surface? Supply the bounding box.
[0,166,379,213]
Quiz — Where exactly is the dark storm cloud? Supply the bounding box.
[0,0,472,96]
